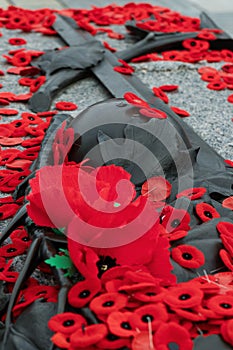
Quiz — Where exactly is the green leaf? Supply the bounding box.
[52,227,65,236]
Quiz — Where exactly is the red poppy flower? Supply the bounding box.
[90,292,128,315]
[221,319,233,346]
[195,202,220,222]
[21,112,43,124]
[221,50,233,62]
[0,108,18,116]
[70,324,108,347]
[159,84,178,92]
[182,38,209,51]
[160,205,190,233]
[198,66,219,75]
[225,159,233,167]
[9,37,27,45]
[222,64,233,74]
[0,124,13,137]
[131,332,155,350]
[6,159,32,170]
[133,284,164,303]
[141,176,171,202]
[201,72,220,82]
[130,303,168,331]
[108,31,124,39]
[107,311,136,337]
[21,136,44,148]
[207,81,227,90]
[51,332,70,349]
[0,201,20,220]
[152,87,169,104]
[164,283,203,308]
[217,221,233,237]
[11,51,32,67]
[162,50,182,61]
[20,66,41,76]
[139,107,167,119]
[207,295,233,316]
[197,31,216,40]
[174,307,206,322]
[48,312,87,334]
[22,285,58,303]
[176,187,206,200]
[36,110,57,118]
[0,137,23,146]
[227,94,233,104]
[101,266,131,285]
[124,92,149,108]
[219,249,233,271]
[97,332,131,349]
[18,77,34,86]
[10,227,30,246]
[30,76,46,93]
[68,277,101,308]
[153,322,193,350]
[10,120,29,137]
[43,14,56,28]
[55,101,78,111]
[171,106,190,117]
[114,66,134,75]
[0,241,27,258]
[0,98,9,105]
[68,244,99,277]
[171,244,205,268]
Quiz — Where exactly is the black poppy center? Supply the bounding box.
[182,252,193,260]
[107,333,119,341]
[145,292,156,296]
[220,303,232,309]
[79,289,91,299]
[171,219,181,228]
[141,314,154,323]
[63,319,75,327]
[179,293,191,300]
[102,300,114,307]
[120,322,132,330]
[204,211,213,218]
[29,117,35,121]
[7,248,17,253]
[22,237,29,241]
[15,122,22,127]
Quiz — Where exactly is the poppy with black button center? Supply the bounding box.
[195,202,220,222]
[154,322,193,350]
[89,292,128,315]
[70,324,108,347]
[130,303,168,331]
[207,295,233,316]
[51,332,71,349]
[68,277,101,308]
[160,205,190,233]
[163,283,203,308]
[107,311,136,337]
[0,240,27,258]
[171,244,205,269]
[22,285,58,303]
[48,312,87,334]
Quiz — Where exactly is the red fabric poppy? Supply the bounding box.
[217,221,233,237]
[133,285,164,303]
[21,112,43,124]
[30,76,46,93]
[0,201,20,220]
[18,77,34,86]
[55,101,78,111]
[221,319,233,346]
[219,249,233,271]
[153,322,193,350]
[164,283,203,308]
[130,303,168,331]
[9,37,27,45]
[114,66,134,75]
[174,307,207,321]
[0,98,9,105]
[6,159,32,170]
[141,176,172,202]
[162,50,182,61]
[36,110,57,118]
[22,285,58,303]
[182,38,209,51]
[21,136,44,148]
[198,66,219,75]
[48,312,87,334]
[11,51,32,67]
[68,277,101,308]
[124,92,149,108]
[222,64,233,74]
[225,159,233,167]
[0,241,27,258]
[201,72,220,82]
[171,106,190,117]
[139,107,167,119]
[221,50,233,62]
[131,332,155,350]
[70,324,108,347]
[176,187,206,200]
[0,137,23,146]
[171,244,205,268]
[152,87,169,104]
[159,84,178,92]
[160,205,190,233]
[51,332,70,349]
[207,295,233,316]
[101,266,131,285]
[90,292,128,315]
[10,120,29,137]
[20,66,41,76]
[10,227,31,247]
[0,108,18,116]
[107,311,136,337]
[195,202,220,222]
[197,31,216,40]
[207,81,227,90]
